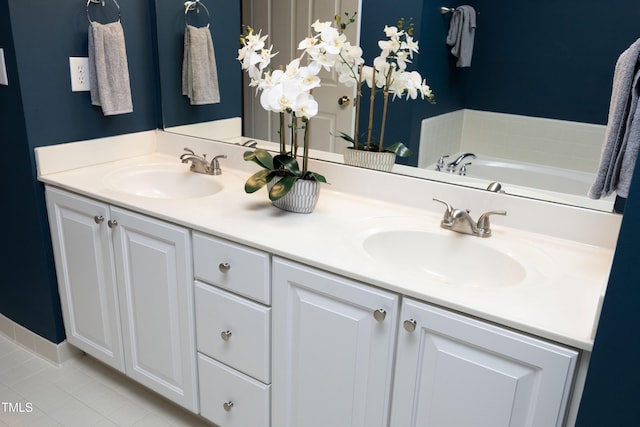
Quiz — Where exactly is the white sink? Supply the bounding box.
[363,230,527,288]
[104,164,223,199]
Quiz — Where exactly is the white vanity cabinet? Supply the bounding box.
[192,232,272,427]
[272,257,400,427]
[45,187,199,412]
[390,298,578,427]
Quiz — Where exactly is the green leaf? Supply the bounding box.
[384,142,413,157]
[273,155,301,176]
[307,172,327,183]
[244,148,274,170]
[268,175,298,201]
[336,131,355,144]
[244,169,273,193]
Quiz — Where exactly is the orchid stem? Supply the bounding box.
[367,66,376,150]
[379,68,393,152]
[303,119,310,173]
[354,65,364,149]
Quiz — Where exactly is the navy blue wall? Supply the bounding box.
[155,0,242,128]
[0,0,161,343]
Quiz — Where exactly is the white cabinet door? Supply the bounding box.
[391,298,578,427]
[45,187,124,372]
[272,257,399,427]
[109,206,199,413]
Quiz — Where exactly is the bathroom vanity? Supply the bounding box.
[36,130,619,427]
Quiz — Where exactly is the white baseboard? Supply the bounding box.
[0,314,80,365]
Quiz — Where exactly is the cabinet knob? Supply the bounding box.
[94,215,104,224]
[107,219,118,228]
[223,401,234,411]
[403,319,417,332]
[373,309,387,322]
[220,330,232,341]
[219,262,231,273]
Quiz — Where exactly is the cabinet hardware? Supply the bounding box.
[94,215,104,224]
[373,309,387,322]
[219,262,231,273]
[220,330,232,341]
[223,401,234,411]
[403,319,417,332]
[107,219,118,228]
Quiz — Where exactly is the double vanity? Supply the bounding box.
[36,129,619,427]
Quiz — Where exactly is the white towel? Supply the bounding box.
[446,5,476,68]
[88,21,133,116]
[182,25,221,105]
[589,39,640,199]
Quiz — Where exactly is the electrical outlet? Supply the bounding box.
[69,57,90,92]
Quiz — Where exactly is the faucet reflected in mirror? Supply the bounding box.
[154,0,640,213]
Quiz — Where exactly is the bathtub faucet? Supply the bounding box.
[447,152,476,173]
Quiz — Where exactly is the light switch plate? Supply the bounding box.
[69,57,90,92]
[0,49,8,86]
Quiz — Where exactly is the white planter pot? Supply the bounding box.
[268,177,320,214]
[343,148,396,172]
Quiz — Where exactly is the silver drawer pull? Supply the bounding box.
[223,401,234,411]
[94,215,104,224]
[219,262,231,273]
[373,309,387,322]
[403,319,417,333]
[107,219,118,228]
[220,330,232,341]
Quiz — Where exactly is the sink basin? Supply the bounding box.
[104,165,223,199]
[363,230,526,287]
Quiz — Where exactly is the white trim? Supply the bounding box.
[0,314,81,366]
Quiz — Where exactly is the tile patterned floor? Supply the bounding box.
[0,335,214,427]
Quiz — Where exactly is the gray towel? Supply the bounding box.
[182,25,221,105]
[446,5,476,68]
[88,21,133,116]
[589,39,640,199]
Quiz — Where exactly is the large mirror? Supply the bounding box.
[154,0,640,213]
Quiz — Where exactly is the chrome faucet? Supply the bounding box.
[433,198,506,238]
[447,153,476,173]
[180,148,227,175]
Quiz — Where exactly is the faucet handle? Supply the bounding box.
[436,155,449,171]
[433,198,454,222]
[476,210,507,236]
[210,154,227,175]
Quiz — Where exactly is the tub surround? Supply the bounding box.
[35,130,619,352]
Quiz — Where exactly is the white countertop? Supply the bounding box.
[36,131,617,351]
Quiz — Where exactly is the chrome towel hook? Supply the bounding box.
[86,0,121,24]
[184,0,211,29]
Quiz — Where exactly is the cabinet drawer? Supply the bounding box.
[195,281,271,383]
[198,353,270,427]
[193,232,270,304]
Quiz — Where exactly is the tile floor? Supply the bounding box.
[0,335,214,427]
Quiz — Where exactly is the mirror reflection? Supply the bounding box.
[155,0,640,213]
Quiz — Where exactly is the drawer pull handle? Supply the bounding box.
[94,215,104,224]
[219,262,231,273]
[221,330,232,341]
[107,219,118,228]
[373,309,387,322]
[223,401,234,411]
[403,319,417,333]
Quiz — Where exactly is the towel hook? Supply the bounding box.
[184,0,211,29]
[86,0,121,24]
[441,6,479,16]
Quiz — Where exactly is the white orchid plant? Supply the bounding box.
[237,21,345,201]
[335,16,435,156]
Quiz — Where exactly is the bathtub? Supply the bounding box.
[421,154,615,212]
